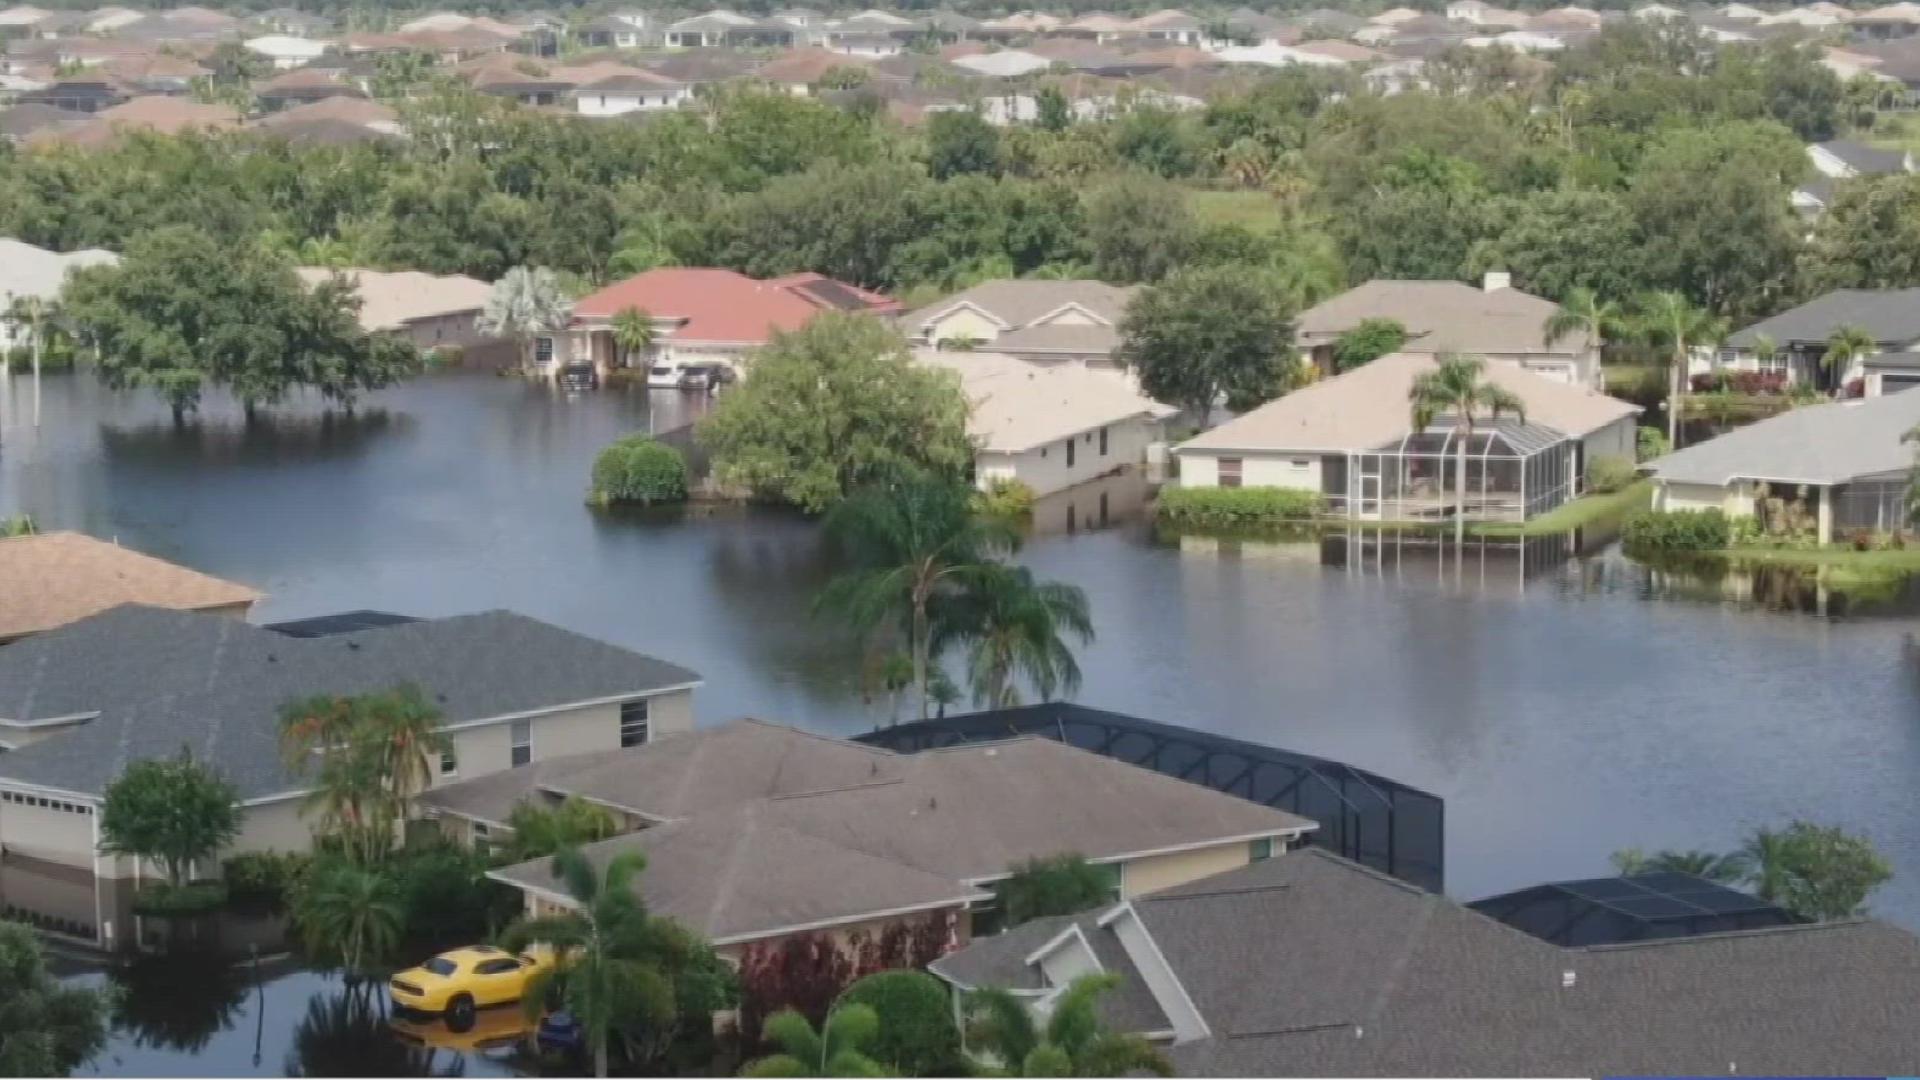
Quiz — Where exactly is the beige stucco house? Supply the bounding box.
[899,279,1138,366]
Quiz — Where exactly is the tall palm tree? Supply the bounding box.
[931,564,1093,708]
[1738,826,1794,907]
[964,973,1172,1077]
[1634,291,1727,446]
[1822,323,1878,392]
[1541,286,1622,362]
[478,266,572,376]
[503,847,682,1078]
[741,1004,885,1078]
[610,306,657,369]
[293,858,404,975]
[279,687,449,864]
[1407,354,1527,542]
[815,478,1017,722]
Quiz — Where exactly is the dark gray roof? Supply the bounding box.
[1648,389,1920,486]
[0,605,699,799]
[1815,138,1909,176]
[1728,288,1920,348]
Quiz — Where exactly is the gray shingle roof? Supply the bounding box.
[0,605,700,799]
[1815,138,1909,176]
[900,279,1136,335]
[1727,288,1920,348]
[1648,389,1920,486]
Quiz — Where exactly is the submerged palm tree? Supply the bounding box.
[741,1004,885,1078]
[1407,354,1527,542]
[610,306,656,369]
[964,973,1172,1077]
[932,564,1092,708]
[1634,291,1727,446]
[7,294,54,428]
[478,265,572,375]
[1822,323,1878,391]
[293,859,405,975]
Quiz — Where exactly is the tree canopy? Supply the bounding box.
[98,749,241,888]
[1119,263,1298,419]
[0,921,108,1077]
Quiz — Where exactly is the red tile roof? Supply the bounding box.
[571,267,899,343]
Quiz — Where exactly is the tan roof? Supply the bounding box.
[901,278,1137,333]
[0,532,261,640]
[295,267,491,332]
[95,95,240,133]
[917,350,1175,453]
[257,66,351,91]
[754,46,874,83]
[250,95,398,130]
[548,60,670,86]
[1177,352,1639,455]
[1297,278,1588,356]
[1292,38,1384,61]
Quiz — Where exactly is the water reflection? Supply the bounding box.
[110,949,252,1054]
[289,987,466,1078]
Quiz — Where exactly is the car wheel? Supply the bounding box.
[445,994,476,1033]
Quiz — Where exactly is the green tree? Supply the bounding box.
[742,1004,884,1078]
[478,265,572,375]
[5,294,53,428]
[504,847,719,1078]
[964,973,1172,1077]
[1408,354,1527,542]
[291,856,405,975]
[1467,189,1643,303]
[278,686,450,865]
[0,920,108,1076]
[1331,317,1407,373]
[816,477,1016,721]
[1633,291,1727,443]
[610,306,656,368]
[503,796,621,862]
[1802,173,1920,292]
[588,435,688,508]
[1543,286,1625,358]
[996,854,1116,927]
[1609,847,1750,884]
[697,314,973,513]
[931,564,1092,708]
[1034,85,1070,133]
[926,110,1000,180]
[1739,821,1892,921]
[1118,263,1297,420]
[1084,173,1196,283]
[1823,323,1879,387]
[98,749,241,888]
[836,971,962,1078]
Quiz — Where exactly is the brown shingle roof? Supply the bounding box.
[0,532,261,641]
[1296,278,1586,355]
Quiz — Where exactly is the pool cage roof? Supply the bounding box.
[1468,872,1803,947]
[1378,416,1570,459]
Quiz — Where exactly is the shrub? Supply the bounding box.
[1636,426,1670,462]
[222,850,309,910]
[1622,509,1731,553]
[1689,370,1786,395]
[1157,485,1322,527]
[588,435,688,507]
[1586,455,1639,495]
[131,880,228,917]
[971,476,1035,520]
[389,840,517,948]
[837,970,962,1077]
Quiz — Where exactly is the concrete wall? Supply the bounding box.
[1120,840,1257,897]
[978,419,1160,498]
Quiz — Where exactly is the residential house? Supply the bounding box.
[918,350,1176,496]
[571,71,689,115]
[665,10,794,48]
[1297,274,1602,387]
[0,531,257,644]
[1855,0,1920,38]
[249,95,401,138]
[94,52,210,96]
[818,11,910,55]
[1722,287,1920,388]
[559,267,898,378]
[295,267,507,365]
[48,94,239,147]
[0,102,86,142]
[252,8,334,38]
[1648,389,1920,541]
[1174,353,1640,524]
[466,718,1315,957]
[1794,138,1915,214]
[460,52,573,106]
[900,279,1138,364]
[639,47,762,88]
[16,75,130,112]
[254,67,365,111]
[244,33,330,70]
[0,237,117,351]
[0,603,700,927]
[576,14,649,48]
[930,848,1920,1075]
[752,47,875,93]
[953,48,1052,76]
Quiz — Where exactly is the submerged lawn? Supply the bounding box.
[1474,480,1653,538]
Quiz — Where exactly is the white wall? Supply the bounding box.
[977,417,1159,497]
[575,87,688,115]
[1176,450,1324,492]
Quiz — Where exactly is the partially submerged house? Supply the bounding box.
[1647,388,1920,541]
[1297,274,1601,388]
[1723,287,1920,390]
[295,267,507,365]
[0,237,116,351]
[1174,353,1639,524]
[930,848,1920,1075]
[1794,138,1915,215]
[899,279,1137,366]
[0,531,259,644]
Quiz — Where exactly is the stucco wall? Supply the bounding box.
[437,689,692,784]
[1120,840,1257,897]
[1657,479,1756,517]
[1581,416,1638,464]
[1176,451,1324,492]
[230,797,317,860]
[926,309,1003,346]
[977,419,1160,498]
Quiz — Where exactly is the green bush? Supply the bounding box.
[131,880,228,917]
[389,840,518,948]
[1586,455,1639,495]
[588,435,688,507]
[222,850,309,910]
[837,970,962,1077]
[971,476,1035,520]
[1157,485,1323,527]
[1636,426,1671,462]
[1622,509,1731,553]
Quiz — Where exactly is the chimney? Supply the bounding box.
[1483,271,1512,292]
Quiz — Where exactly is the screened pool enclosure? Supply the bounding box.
[1323,418,1580,523]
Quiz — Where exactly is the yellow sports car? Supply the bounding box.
[388,945,555,1026]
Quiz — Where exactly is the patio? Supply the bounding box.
[1324,419,1579,523]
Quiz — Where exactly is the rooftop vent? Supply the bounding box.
[1561,970,1577,989]
[1482,270,1512,292]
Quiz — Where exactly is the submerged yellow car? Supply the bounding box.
[388,945,556,1026]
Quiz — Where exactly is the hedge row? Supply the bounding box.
[1622,508,1731,552]
[1157,485,1324,526]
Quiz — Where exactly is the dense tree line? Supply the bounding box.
[0,24,1898,329]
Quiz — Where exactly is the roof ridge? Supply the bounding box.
[1580,918,1873,952]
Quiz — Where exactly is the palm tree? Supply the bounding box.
[610,306,657,369]
[278,687,449,864]
[931,564,1092,708]
[1541,286,1622,361]
[478,266,572,376]
[1822,323,1878,393]
[1634,291,1727,446]
[8,294,52,429]
[1751,331,1780,373]
[815,478,1017,722]
[1738,826,1795,906]
[293,859,404,975]
[1407,354,1527,542]
[504,795,620,862]
[503,847,682,1078]
[1609,847,1750,884]
[741,1004,885,1078]
[964,973,1172,1077]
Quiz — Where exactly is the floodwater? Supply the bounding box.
[4,371,1920,922]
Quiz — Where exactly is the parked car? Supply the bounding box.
[645,362,684,389]
[678,364,713,391]
[559,362,598,391]
[388,945,556,1029]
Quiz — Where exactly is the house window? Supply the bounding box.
[619,699,650,748]
[510,720,531,768]
[472,820,490,856]
[1099,426,1108,456]
[1066,437,1076,468]
[1218,457,1244,488]
[439,751,457,777]
[534,337,555,366]
[1250,837,1275,862]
